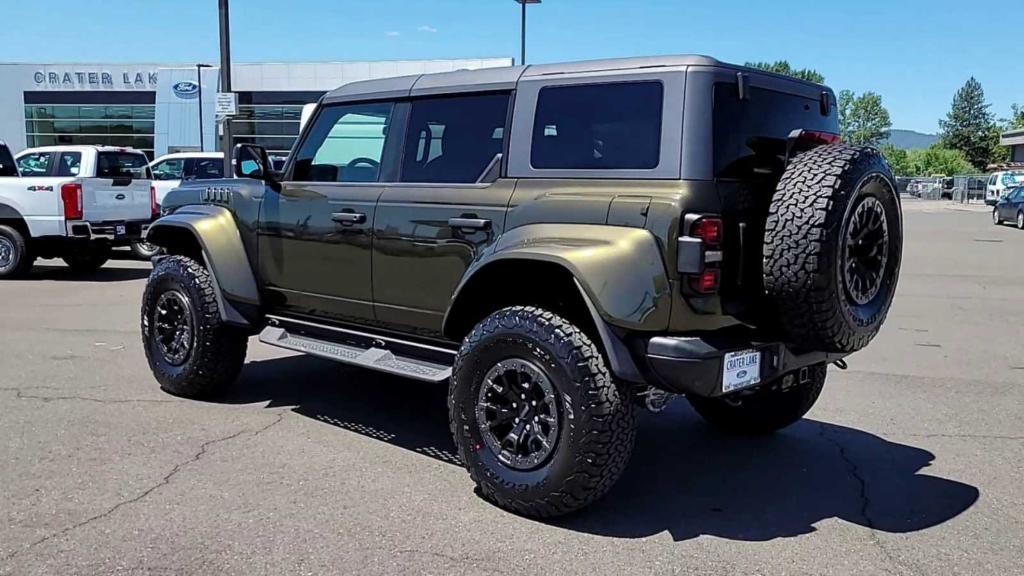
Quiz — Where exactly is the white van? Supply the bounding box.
[985,170,1024,205]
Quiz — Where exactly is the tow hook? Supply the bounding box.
[832,359,848,370]
[640,388,677,413]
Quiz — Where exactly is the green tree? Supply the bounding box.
[744,60,825,84]
[880,144,910,176]
[906,145,974,176]
[939,77,998,170]
[1008,103,1024,130]
[838,90,892,146]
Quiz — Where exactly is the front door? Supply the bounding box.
[373,92,514,336]
[259,101,396,325]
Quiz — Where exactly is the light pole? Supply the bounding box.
[218,0,233,176]
[514,0,541,65]
[195,63,212,151]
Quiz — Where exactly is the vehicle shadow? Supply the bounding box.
[219,355,980,542]
[27,262,151,282]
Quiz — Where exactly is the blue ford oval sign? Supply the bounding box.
[172,80,199,99]
[736,369,748,379]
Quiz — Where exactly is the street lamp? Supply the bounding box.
[195,64,213,151]
[514,0,541,65]
[219,0,233,176]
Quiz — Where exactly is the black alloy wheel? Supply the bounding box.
[842,194,890,306]
[476,357,561,470]
[152,290,194,366]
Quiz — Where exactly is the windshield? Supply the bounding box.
[97,152,151,179]
[1002,172,1024,186]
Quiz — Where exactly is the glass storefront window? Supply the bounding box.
[24,104,156,158]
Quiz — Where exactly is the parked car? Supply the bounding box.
[992,186,1024,229]
[150,152,225,205]
[985,170,1024,205]
[0,143,155,278]
[141,55,903,517]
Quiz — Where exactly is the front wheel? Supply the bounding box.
[993,209,1003,225]
[1017,211,1024,230]
[141,255,248,398]
[449,306,637,518]
[687,363,827,435]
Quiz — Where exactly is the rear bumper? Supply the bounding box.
[65,220,149,244]
[643,332,848,398]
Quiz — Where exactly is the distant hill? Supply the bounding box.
[884,129,939,150]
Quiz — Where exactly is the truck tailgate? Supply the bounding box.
[82,178,152,222]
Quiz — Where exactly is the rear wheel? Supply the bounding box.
[141,255,248,398]
[62,243,111,273]
[0,225,33,279]
[131,240,163,260]
[688,363,827,435]
[449,306,636,518]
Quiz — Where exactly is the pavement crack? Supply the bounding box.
[12,388,178,405]
[818,423,918,576]
[0,411,287,565]
[901,432,1024,441]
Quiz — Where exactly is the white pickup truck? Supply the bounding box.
[0,143,155,278]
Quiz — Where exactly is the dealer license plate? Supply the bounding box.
[722,350,761,393]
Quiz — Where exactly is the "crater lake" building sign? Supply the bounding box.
[32,70,158,89]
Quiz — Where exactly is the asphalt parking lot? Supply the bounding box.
[1,199,1021,575]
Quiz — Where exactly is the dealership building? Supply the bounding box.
[0,58,512,159]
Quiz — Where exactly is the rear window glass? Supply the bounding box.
[714,84,837,178]
[1001,173,1024,186]
[531,81,663,170]
[97,152,151,179]
[57,152,81,177]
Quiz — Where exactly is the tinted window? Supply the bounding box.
[1001,173,1023,186]
[292,102,393,182]
[97,152,150,179]
[152,158,185,180]
[191,158,224,180]
[714,84,838,178]
[17,152,53,176]
[1,145,19,177]
[531,82,662,170]
[57,152,81,176]
[401,93,510,183]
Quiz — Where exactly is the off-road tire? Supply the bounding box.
[0,225,33,279]
[764,145,902,353]
[62,243,111,273]
[992,209,1002,225]
[688,363,827,435]
[141,255,248,398]
[449,306,637,518]
[131,240,164,260]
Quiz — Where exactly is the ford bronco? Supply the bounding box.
[141,56,902,517]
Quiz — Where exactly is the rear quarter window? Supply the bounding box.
[531,81,663,170]
[713,84,837,179]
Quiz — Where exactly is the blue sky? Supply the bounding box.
[2,0,1019,133]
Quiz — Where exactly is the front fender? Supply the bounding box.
[462,223,672,331]
[147,204,260,326]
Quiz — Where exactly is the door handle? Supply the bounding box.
[448,217,491,231]
[331,211,366,225]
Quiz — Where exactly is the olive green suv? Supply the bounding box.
[141,55,902,517]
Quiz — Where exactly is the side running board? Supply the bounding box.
[258,326,453,383]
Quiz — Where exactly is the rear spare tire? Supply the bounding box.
[764,145,902,353]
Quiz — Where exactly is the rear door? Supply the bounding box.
[372,92,513,335]
[81,150,152,222]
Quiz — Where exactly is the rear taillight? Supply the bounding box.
[798,130,842,146]
[690,217,723,245]
[680,216,724,294]
[61,183,83,220]
[150,185,158,218]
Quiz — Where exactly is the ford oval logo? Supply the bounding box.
[736,369,748,379]
[115,193,126,200]
[172,80,199,99]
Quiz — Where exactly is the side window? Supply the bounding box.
[989,174,997,186]
[400,92,510,183]
[152,158,185,181]
[191,158,224,180]
[531,82,663,170]
[292,102,394,183]
[56,152,82,177]
[17,152,53,176]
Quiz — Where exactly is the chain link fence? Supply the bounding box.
[902,174,988,202]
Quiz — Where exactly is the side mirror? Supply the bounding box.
[233,143,273,181]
